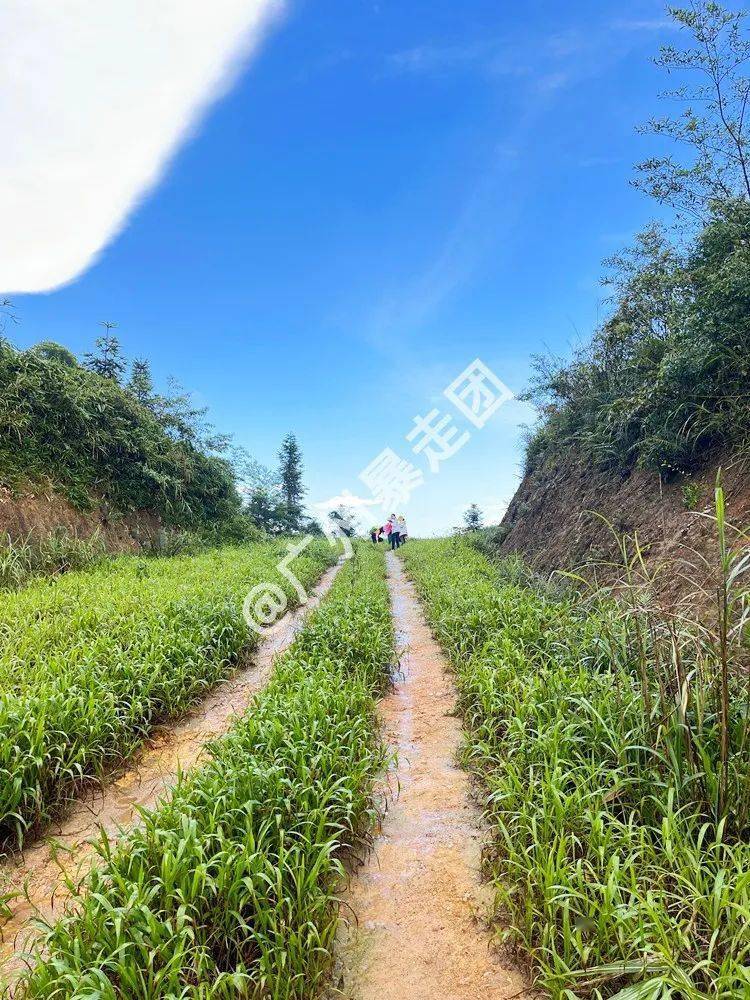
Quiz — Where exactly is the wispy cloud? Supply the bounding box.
[611,18,673,32]
[386,39,531,80]
[0,0,283,294]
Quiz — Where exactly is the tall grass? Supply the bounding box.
[15,543,393,999]
[0,530,107,591]
[0,539,336,847]
[402,536,750,999]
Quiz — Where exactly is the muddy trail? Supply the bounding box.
[333,552,527,1000]
[0,560,342,982]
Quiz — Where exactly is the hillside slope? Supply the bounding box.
[0,338,244,546]
[498,448,750,602]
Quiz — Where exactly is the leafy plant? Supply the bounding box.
[0,337,243,530]
[0,538,336,846]
[15,543,393,999]
[681,481,702,510]
[0,529,107,590]
[526,3,750,478]
[402,535,750,998]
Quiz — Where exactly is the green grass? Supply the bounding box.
[16,542,393,999]
[0,529,108,591]
[0,539,336,847]
[402,538,750,1000]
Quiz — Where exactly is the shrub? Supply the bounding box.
[0,339,243,529]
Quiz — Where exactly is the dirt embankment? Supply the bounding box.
[0,484,161,552]
[498,447,750,603]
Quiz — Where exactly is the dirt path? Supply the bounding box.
[0,560,342,982]
[334,552,527,1000]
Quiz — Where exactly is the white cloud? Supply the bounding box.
[0,0,282,294]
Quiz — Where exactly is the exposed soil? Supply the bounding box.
[0,560,342,985]
[499,446,750,607]
[333,552,527,1000]
[0,483,160,553]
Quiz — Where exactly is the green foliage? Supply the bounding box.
[528,200,750,475]
[0,529,107,590]
[17,543,393,998]
[681,481,702,510]
[403,537,750,998]
[633,2,750,219]
[0,338,243,529]
[83,328,126,382]
[0,538,336,846]
[28,341,77,367]
[246,485,288,535]
[465,524,512,561]
[278,432,306,532]
[127,357,154,404]
[462,503,484,531]
[527,3,750,477]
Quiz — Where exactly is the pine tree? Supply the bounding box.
[463,503,484,532]
[127,358,154,405]
[278,432,306,532]
[84,325,126,382]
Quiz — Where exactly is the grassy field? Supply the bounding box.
[16,542,393,998]
[402,538,750,1000]
[0,539,336,847]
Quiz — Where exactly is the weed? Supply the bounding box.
[402,535,750,998]
[681,482,702,510]
[0,539,336,846]
[15,543,393,999]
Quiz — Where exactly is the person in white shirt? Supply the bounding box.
[397,515,407,544]
[388,513,400,550]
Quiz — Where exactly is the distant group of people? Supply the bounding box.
[370,514,408,550]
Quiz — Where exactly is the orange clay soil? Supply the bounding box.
[0,560,342,983]
[332,552,528,1000]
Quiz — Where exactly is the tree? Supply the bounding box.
[634,2,750,221]
[300,516,324,537]
[328,505,357,538]
[246,486,286,535]
[84,325,126,382]
[463,504,484,532]
[278,432,306,532]
[127,358,154,405]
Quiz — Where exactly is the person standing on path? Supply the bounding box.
[389,514,401,550]
[397,515,407,544]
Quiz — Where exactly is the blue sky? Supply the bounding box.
[6,0,682,534]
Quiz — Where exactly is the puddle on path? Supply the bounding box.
[333,552,528,1000]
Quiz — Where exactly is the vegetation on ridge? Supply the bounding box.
[0,330,245,531]
[526,3,750,478]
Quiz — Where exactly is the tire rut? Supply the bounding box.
[333,551,527,1000]
[0,559,343,983]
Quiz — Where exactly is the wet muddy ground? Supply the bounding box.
[333,552,527,1000]
[0,560,342,982]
